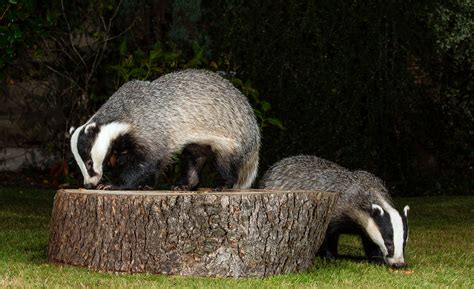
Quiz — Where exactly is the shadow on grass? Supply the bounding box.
[24,242,49,264]
[333,254,369,263]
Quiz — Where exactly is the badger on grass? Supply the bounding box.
[70,69,260,190]
[259,155,409,268]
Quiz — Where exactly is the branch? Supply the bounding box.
[44,64,85,93]
[0,4,10,20]
[61,0,87,67]
[88,0,126,85]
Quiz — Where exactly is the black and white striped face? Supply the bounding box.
[366,203,410,267]
[70,121,130,189]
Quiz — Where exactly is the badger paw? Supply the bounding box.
[212,186,228,192]
[171,185,192,191]
[96,183,114,190]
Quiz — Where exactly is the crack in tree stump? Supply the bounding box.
[48,189,338,277]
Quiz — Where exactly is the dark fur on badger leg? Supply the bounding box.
[99,158,158,190]
[172,144,212,191]
[318,232,340,259]
[361,234,384,264]
[171,144,239,191]
[214,153,240,189]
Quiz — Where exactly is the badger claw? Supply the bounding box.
[96,183,113,190]
[171,185,192,191]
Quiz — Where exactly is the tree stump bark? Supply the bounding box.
[48,189,338,277]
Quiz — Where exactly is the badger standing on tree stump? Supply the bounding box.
[259,155,410,268]
[70,69,261,190]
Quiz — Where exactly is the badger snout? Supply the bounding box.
[390,262,407,269]
[387,257,407,268]
[84,183,95,189]
[83,175,101,189]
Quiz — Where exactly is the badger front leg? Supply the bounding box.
[361,234,384,263]
[173,144,211,191]
[102,158,158,190]
[120,160,157,189]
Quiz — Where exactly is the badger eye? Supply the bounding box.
[385,241,394,251]
[85,160,93,170]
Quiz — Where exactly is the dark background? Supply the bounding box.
[1,0,472,196]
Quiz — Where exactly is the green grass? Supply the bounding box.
[0,188,472,288]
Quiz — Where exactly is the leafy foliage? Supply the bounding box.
[204,0,473,195]
[1,0,471,195]
[0,0,58,75]
[110,39,283,131]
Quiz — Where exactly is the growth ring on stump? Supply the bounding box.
[48,189,338,277]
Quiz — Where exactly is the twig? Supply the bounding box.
[104,20,135,43]
[88,0,126,85]
[47,36,80,66]
[61,0,87,67]
[0,4,10,20]
[44,64,84,93]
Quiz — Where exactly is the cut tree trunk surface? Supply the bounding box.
[48,189,338,277]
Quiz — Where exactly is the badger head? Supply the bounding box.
[70,121,130,189]
[365,203,410,268]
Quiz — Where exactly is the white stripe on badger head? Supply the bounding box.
[404,205,410,217]
[404,205,410,242]
[89,122,131,185]
[382,201,405,265]
[70,124,88,182]
[372,204,384,216]
[84,122,97,134]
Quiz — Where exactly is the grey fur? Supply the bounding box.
[259,155,408,267]
[259,155,393,217]
[73,69,260,189]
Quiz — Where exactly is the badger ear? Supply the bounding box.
[371,204,384,217]
[403,205,410,217]
[69,126,76,135]
[84,122,99,135]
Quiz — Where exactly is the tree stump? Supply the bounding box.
[48,189,338,277]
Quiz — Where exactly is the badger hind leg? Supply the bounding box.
[318,231,340,259]
[213,152,240,189]
[174,144,213,191]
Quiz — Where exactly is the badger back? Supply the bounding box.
[259,155,346,190]
[105,70,259,151]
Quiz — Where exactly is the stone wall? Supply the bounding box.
[1,79,61,170]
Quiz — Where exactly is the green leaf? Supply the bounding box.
[110,65,129,82]
[231,77,243,88]
[261,100,271,112]
[267,117,285,129]
[253,109,263,120]
[149,48,161,62]
[119,40,128,56]
[130,67,146,79]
